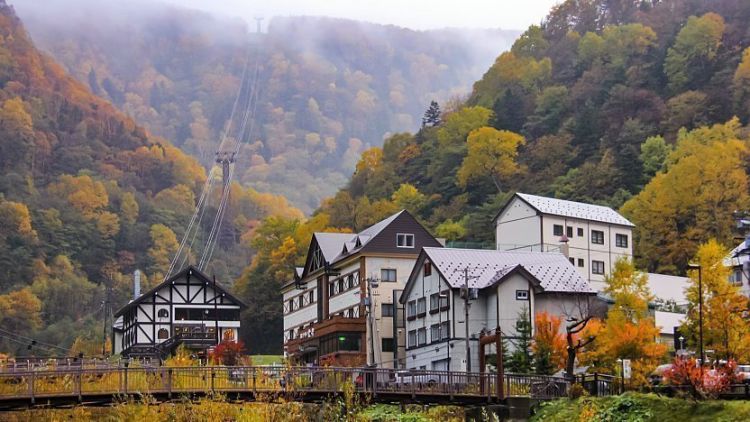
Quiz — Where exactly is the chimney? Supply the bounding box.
[559,234,570,258]
[133,270,141,299]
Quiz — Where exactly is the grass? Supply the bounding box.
[249,355,284,365]
[532,392,750,422]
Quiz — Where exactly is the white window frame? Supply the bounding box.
[516,290,529,301]
[397,233,415,248]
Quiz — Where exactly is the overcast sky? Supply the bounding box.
[162,0,562,31]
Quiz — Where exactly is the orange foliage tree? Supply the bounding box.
[533,311,566,374]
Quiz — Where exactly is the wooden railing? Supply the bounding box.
[0,366,573,405]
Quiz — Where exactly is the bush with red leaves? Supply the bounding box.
[209,338,246,366]
[664,357,740,398]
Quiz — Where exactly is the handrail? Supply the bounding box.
[0,366,575,403]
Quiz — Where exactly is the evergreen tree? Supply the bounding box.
[422,100,441,127]
[507,306,533,373]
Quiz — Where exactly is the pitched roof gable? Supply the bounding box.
[402,247,594,302]
[495,192,634,227]
[114,265,246,317]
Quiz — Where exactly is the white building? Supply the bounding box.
[494,193,635,290]
[281,210,443,368]
[113,265,245,358]
[725,239,750,296]
[399,247,596,372]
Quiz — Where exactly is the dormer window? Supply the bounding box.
[397,233,415,248]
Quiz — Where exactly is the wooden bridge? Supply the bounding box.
[0,366,575,410]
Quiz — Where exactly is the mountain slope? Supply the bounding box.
[0,0,299,355]
[13,0,519,212]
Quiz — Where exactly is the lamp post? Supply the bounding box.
[687,263,704,366]
[678,335,685,353]
[617,358,625,392]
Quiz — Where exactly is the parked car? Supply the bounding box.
[735,365,750,383]
[650,364,673,386]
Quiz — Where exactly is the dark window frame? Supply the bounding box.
[615,233,628,248]
[591,230,605,245]
[553,224,563,236]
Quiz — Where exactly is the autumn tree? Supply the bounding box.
[0,97,35,173]
[578,259,666,386]
[457,127,525,192]
[621,120,750,274]
[148,224,179,278]
[533,311,566,375]
[683,240,750,362]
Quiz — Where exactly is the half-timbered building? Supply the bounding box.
[113,265,246,358]
[281,210,443,368]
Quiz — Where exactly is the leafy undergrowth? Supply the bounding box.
[1,398,464,422]
[532,393,750,422]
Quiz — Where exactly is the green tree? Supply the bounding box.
[508,306,533,374]
[665,13,726,93]
[639,135,671,180]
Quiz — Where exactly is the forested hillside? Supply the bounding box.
[231,0,750,353]
[14,0,518,212]
[0,0,300,355]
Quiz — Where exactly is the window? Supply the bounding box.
[591,230,604,245]
[440,321,449,340]
[592,260,605,275]
[569,257,575,265]
[553,224,563,236]
[157,309,169,318]
[616,234,628,248]
[516,290,529,300]
[157,328,169,340]
[381,303,395,317]
[730,269,743,286]
[577,258,584,267]
[174,308,240,321]
[431,292,449,311]
[329,282,335,297]
[417,298,426,316]
[382,338,395,352]
[298,295,304,308]
[381,268,397,282]
[308,290,314,304]
[408,330,417,348]
[424,262,432,276]
[431,324,440,342]
[407,301,417,319]
[397,233,415,248]
[577,227,584,237]
[566,226,573,238]
[417,328,427,346]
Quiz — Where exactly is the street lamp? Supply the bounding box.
[678,335,685,353]
[687,263,705,366]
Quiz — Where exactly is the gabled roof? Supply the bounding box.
[495,192,634,227]
[315,232,355,262]
[114,265,246,317]
[402,247,594,302]
[299,210,438,280]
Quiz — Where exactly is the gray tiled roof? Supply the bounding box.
[423,247,594,293]
[312,210,407,263]
[314,233,355,262]
[517,193,634,227]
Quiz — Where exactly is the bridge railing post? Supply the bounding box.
[252,368,257,395]
[76,368,82,402]
[29,370,35,404]
[211,368,216,394]
[167,368,173,398]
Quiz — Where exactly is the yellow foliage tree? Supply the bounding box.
[119,191,139,226]
[683,239,750,361]
[0,288,42,333]
[148,224,179,277]
[579,259,666,386]
[457,127,525,192]
[621,120,750,274]
[49,174,109,220]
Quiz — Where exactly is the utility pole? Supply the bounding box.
[366,277,379,367]
[101,285,111,356]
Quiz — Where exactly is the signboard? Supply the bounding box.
[623,359,632,379]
